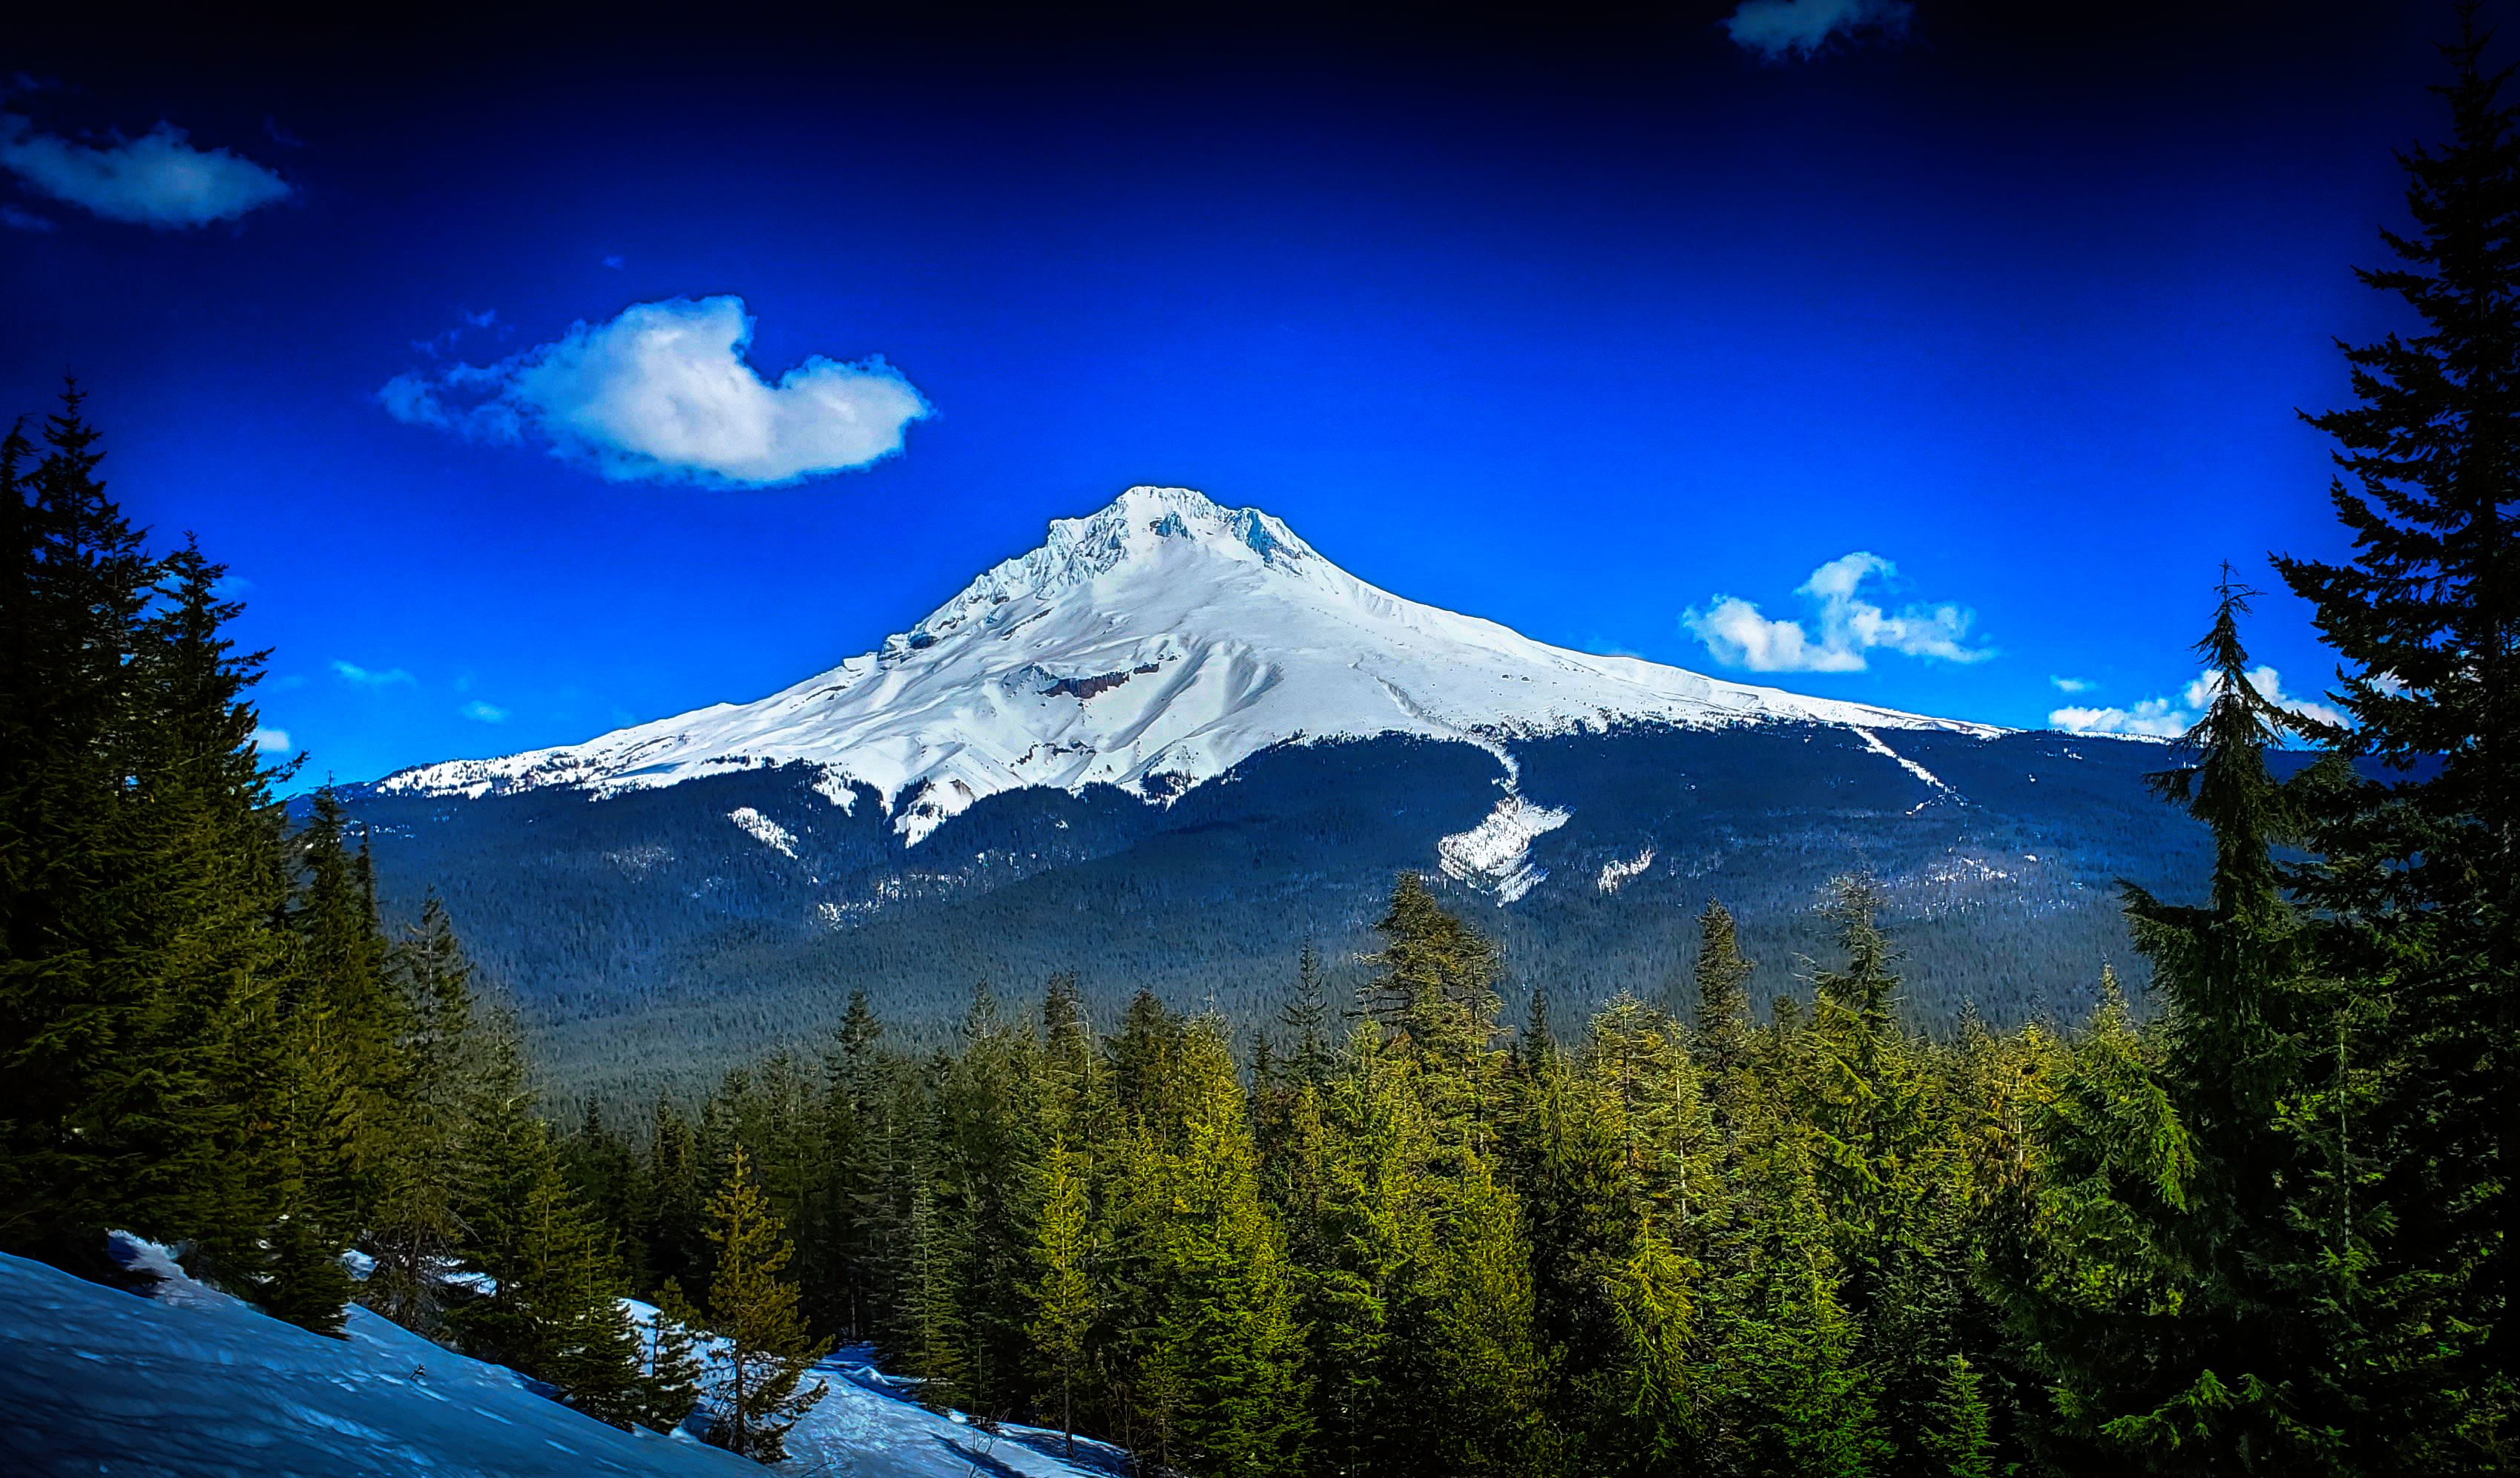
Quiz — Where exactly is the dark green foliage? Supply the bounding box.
[2273,4,2519,1463]
[0,392,289,1282]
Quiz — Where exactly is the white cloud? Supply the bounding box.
[1684,551,1992,673]
[1724,0,1913,59]
[0,202,53,232]
[251,725,291,753]
[332,659,415,687]
[461,700,510,724]
[0,114,290,228]
[379,295,931,487]
[2050,665,2349,739]
[2050,675,2093,693]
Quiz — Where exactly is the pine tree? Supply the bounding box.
[1027,1139,1097,1459]
[1283,942,1335,1088]
[700,1147,832,1461]
[1607,1213,1699,1473]
[0,388,172,1275]
[820,988,910,1343]
[1992,583,2361,1470]
[1920,1353,1994,1478]
[447,1043,651,1425]
[1142,1022,1312,1477]
[2272,4,2518,1448]
[636,1095,707,1295]
[1366,872,1507,1128]
[1693,900,1755,1092]
[640,1278,705,1433]
[363,895,482,1334]
[932,980,1044,1417]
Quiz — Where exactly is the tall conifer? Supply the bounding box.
[700,1147,832,1460]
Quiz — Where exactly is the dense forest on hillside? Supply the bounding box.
[3,14,2517,1476]
[343,722,2206,1102]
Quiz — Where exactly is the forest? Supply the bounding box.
[1,19,2515,1478]
[339,719,2196,1103]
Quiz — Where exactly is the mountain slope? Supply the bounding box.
[0,1238,754,1478]
[0,1236,1127,1478]
[341,486,2189,1098]
[371,486,1999,844]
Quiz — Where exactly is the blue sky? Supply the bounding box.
[0,1,2448,782]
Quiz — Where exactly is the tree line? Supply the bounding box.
[2,11,2515,1474]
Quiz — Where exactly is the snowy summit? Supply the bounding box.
[374,486,1998,845]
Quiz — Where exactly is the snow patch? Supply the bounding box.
[0,1241,754,1477]
[1440,788,1572,906]
[1850,727,1958,810]
[809,767,858,813]
[1596,846,1655,894]
[727,807,797,858]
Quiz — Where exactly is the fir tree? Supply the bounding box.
[640,1278,706,1433]
[1143,1023,1312,1477]
[1366,872,1507,1121]
[363,895,481,1334]
[700,1147,832,1461]
[1693,900,1755,1092]
[0,388,174,1275]
[1027,1139,1097,1459]
[2273,3,2519,1449]
[1283,942,1335,1088]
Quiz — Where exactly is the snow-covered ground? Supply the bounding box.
[766,1349,1132,1478]
[0,1239,1122,1478]
[372,485,2002,845]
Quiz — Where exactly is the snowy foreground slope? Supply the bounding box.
[372,485,1999,845]
[0,1240,1117,1478]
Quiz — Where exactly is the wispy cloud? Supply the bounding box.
[1723,0,1913,60]
[251,725,292,753]
[2050,675,2093,694]
[379,295,931,487]
[0,202,53,232]
[331,659,415,687]
[0,113,290,228]
[1684,551,1992,673]
[2050,666,2348,739]
[460,700,510,724]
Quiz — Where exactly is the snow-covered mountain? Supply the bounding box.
[375,485,1998,845]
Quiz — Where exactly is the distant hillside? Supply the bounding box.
[347,724,2200,1102]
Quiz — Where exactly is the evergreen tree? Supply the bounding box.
[932,980,1044,1417]
[447,1029,651,1425]
[636,1095,708,1296]
[1027,1139,1097,1459]
[1283,942,1335,1088]
[901,1152,973,1413]
[363,895,482,1334]
[0,389,183,1275]
[2274,4,2518,1451]
[699,1146,832,1461]
[1366,872,1507,1134]
[1693,900,1755,1092]
[640,1278,706,1433]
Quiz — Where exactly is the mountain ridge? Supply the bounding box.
[368,486,2004,848]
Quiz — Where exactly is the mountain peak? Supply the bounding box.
[896,486,1320,653]
[370,483,2001,849]
[1095,485,1312,569]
